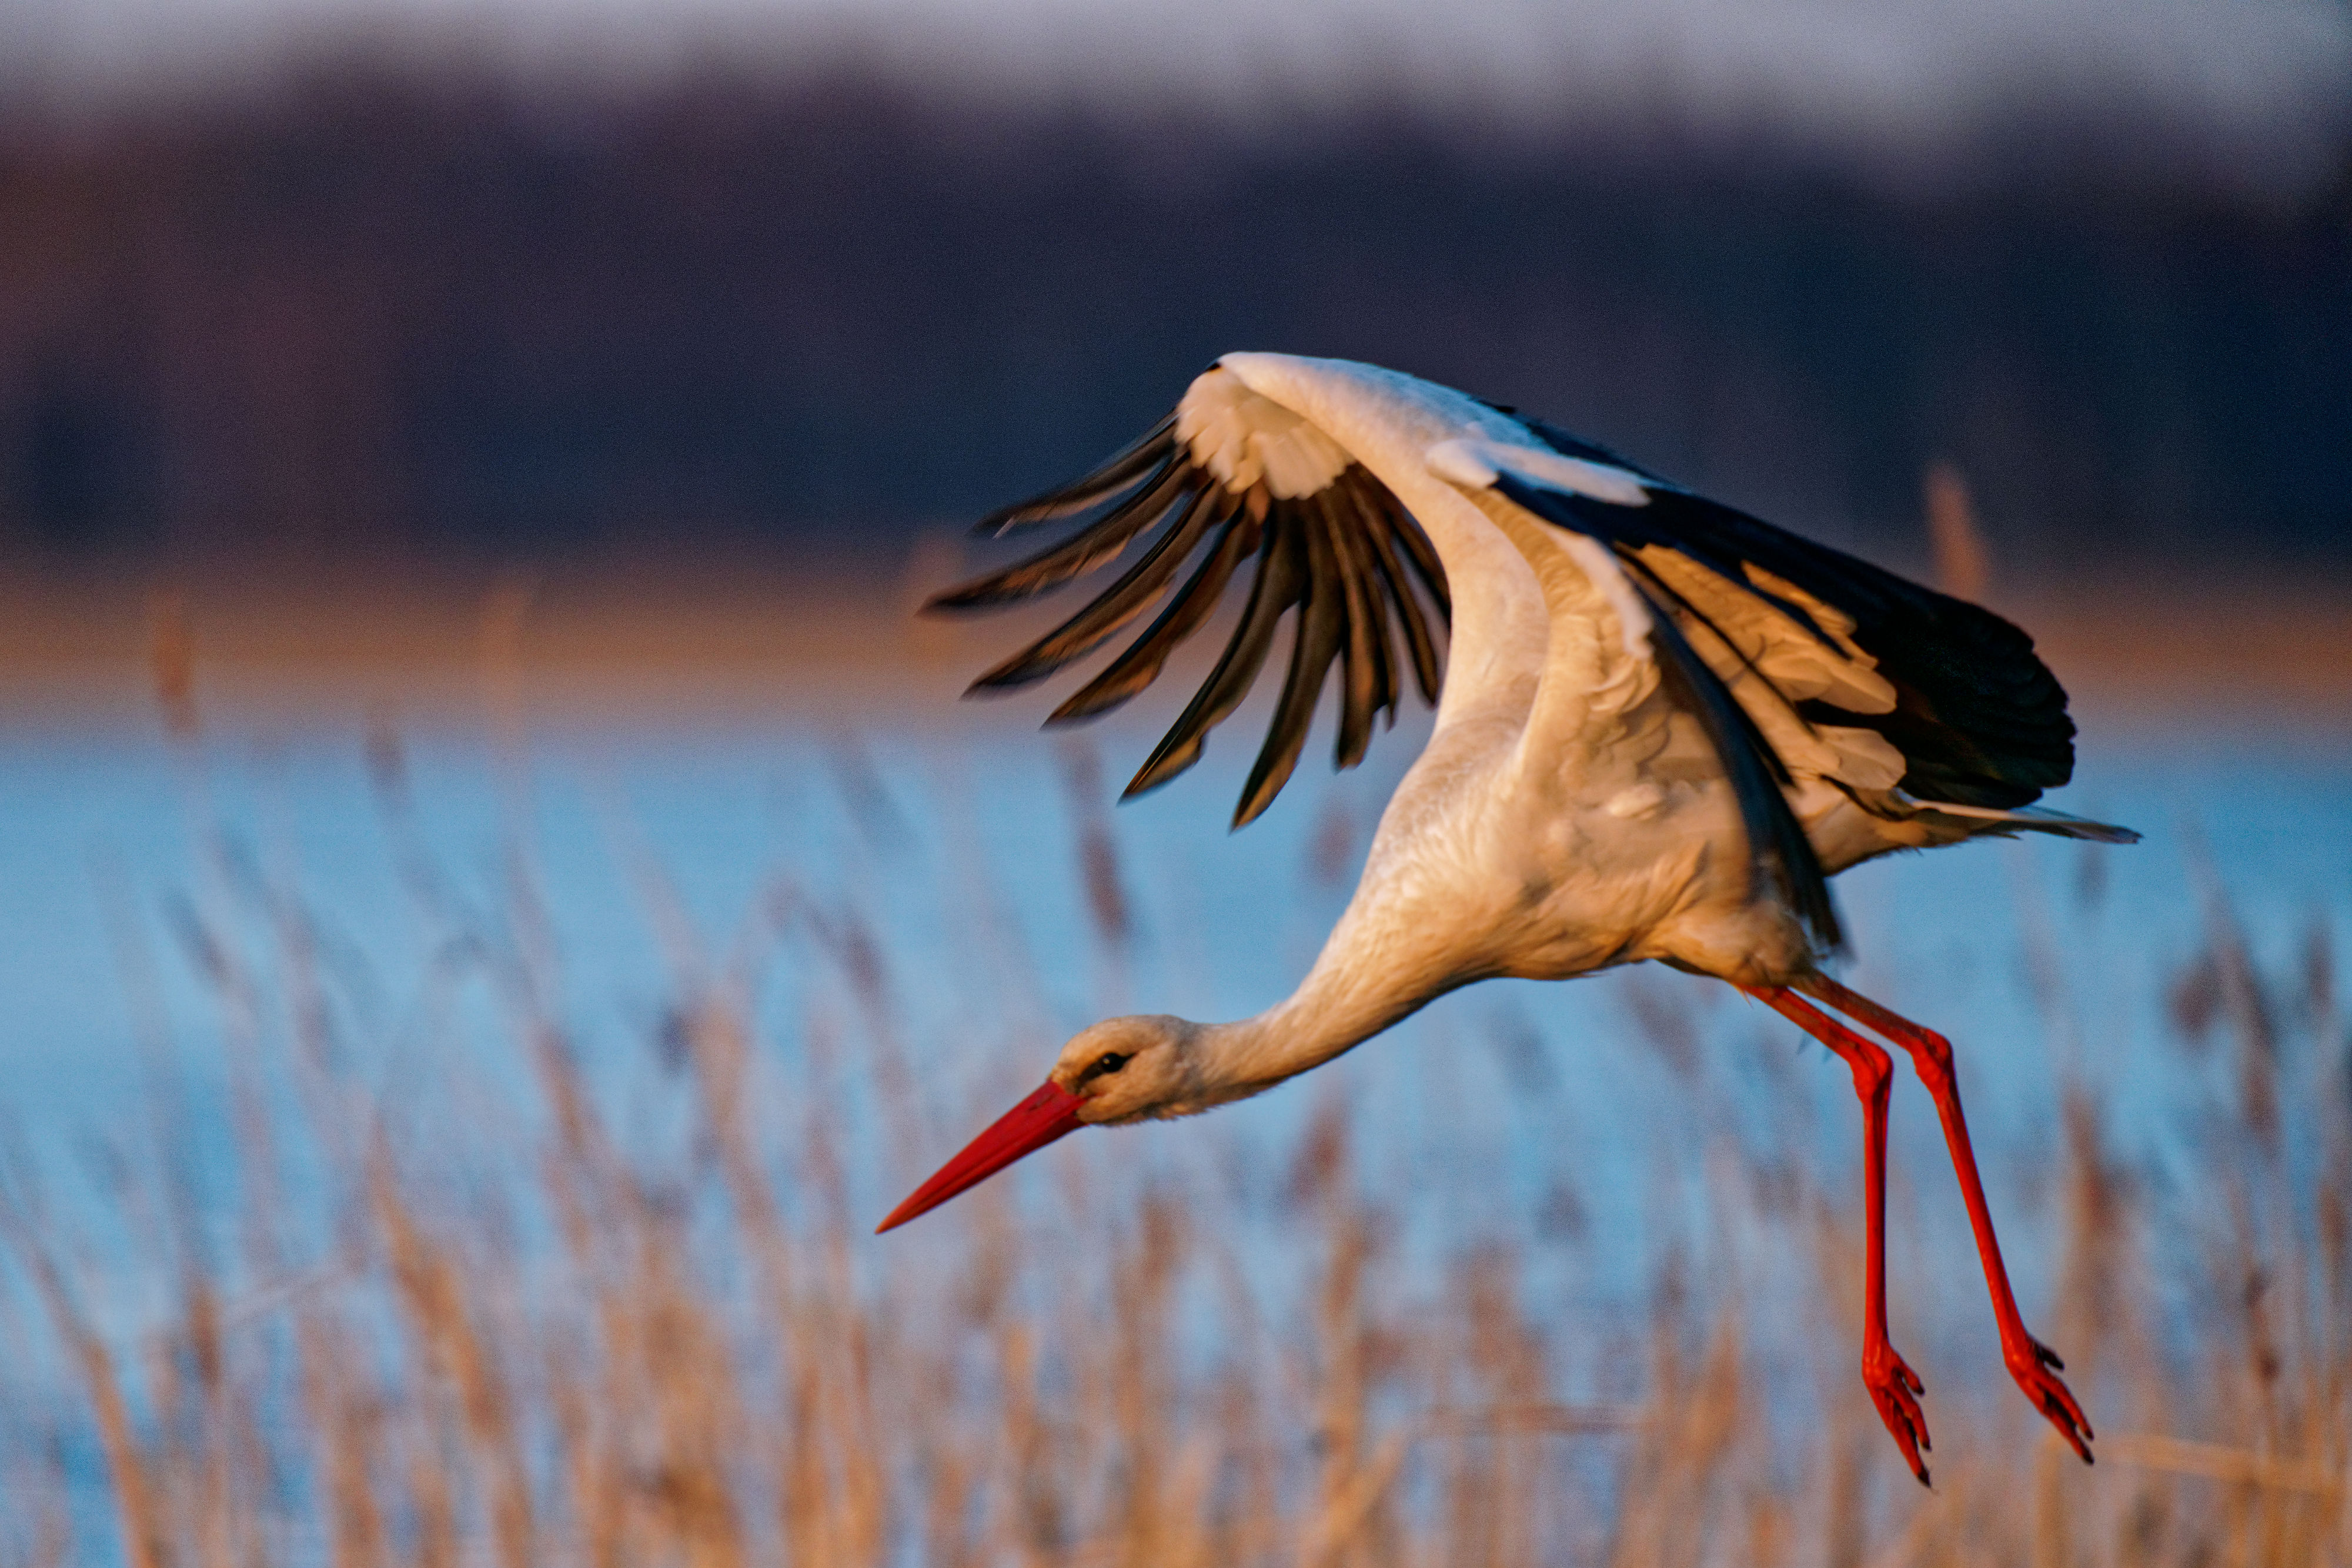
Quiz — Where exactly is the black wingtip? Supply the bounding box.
[968,415,1181,537]
[1123,738,1204,800]
[961,670,1046,698]
[922,586,994,615]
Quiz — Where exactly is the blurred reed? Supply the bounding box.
[0,665,2344,1566]
[1923,463,1991,606]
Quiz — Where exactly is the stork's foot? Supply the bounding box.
[1863,1341,1931,1486]
[2005,1333,2094,1463]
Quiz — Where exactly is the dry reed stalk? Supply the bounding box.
[1433,1245,1561,1568]
[6,1214,169,1568]
[1923,463,1990,604]
[368,1155,540,1568]
[1290,1107,1408,1568]
[5,1444,75,1568]
[1103,1195,1184,1566]
[1055,737,1133,955]
[295,1308,391,1568]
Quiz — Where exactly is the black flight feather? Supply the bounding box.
[1126,511,1308,798]
[1356,486,1445,704]
[1325,496,1391,757]
[1378,483,1451,617]
[1048,508,1259,724]
[973,414,1179,536]
[1236,509,1349,826]
[928,459,1194,610]
[966,485,1232,691]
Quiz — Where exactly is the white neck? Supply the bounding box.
[1190,913,1464,1108]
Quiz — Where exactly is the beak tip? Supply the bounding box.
[872,1079,1086,1236]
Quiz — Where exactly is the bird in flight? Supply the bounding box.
[879,353,2133,1482]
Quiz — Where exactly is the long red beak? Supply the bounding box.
[876,1081,1086,1233]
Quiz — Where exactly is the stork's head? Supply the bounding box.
[1050,1014,1205,1123]
[875,1014,1202,1232]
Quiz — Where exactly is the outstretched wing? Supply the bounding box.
[1442,423,2085,956]
[928,380,1449,828]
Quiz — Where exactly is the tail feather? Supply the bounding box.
[1908,797,2140,844]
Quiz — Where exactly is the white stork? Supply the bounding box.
[878,353,2133,1482]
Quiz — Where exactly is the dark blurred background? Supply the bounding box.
[1,3,2348,585]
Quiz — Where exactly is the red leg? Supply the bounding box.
[1797,974,2094,1464]
[1742,985,1932,1484]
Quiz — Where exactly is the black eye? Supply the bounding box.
[1090,1051,1131,1079]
